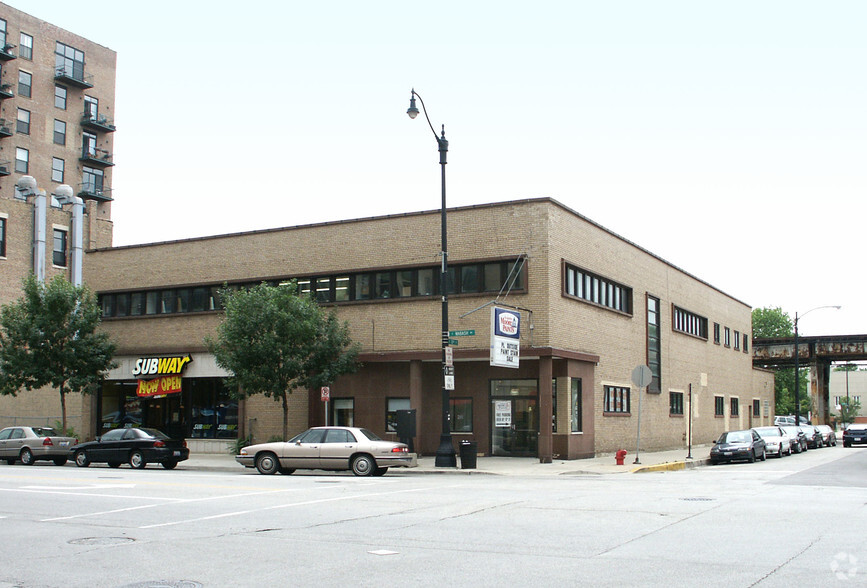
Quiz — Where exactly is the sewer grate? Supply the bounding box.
[680,497,715,502]
[68,537,135,546]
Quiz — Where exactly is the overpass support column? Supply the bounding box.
[810,361,832,425]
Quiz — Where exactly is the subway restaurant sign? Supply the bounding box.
[133,354,193,398]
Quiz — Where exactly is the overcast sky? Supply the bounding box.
[11,1,866,337]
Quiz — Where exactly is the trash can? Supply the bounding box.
[459,441,478,469]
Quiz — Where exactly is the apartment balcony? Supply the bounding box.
[0,83,13,99]
[0,119,12,137]
[78,183,112,202]
[0,43,16,61]
[80,148,114,167]
[55,65,93,89]
[81,113,116,133]
[0,160,10,176]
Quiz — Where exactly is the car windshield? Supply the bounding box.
[32,427,58,437]
[721,431,751,444]
[753,428,781,438]
[359,428,382,441]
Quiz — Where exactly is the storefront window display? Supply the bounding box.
[99,378,237,439]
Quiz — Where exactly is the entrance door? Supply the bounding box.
[490,397,538,456]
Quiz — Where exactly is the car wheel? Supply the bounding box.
[19,448,34,465]
[373,467,388,476]
[760,449,766,461]
[844,441,851,448]
[279,467,296,475]
[74,450,90,467]
[255,452,279,475]
[129,450,147,469]
[53,458,67,466]
[748,450,756,463]
[351,454,376,477]
[5,459,15,465]
[107,461,122,468]
[162,461,178,470]
[777,447,783,458]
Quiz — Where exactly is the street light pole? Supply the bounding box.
[407,89,456,467]
[793,305,841,426]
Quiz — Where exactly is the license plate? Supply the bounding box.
[173,451,181,456]
[60,441,69,447]
[723,452,732,456]
[855,438,863,442]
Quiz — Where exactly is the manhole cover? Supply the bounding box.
[117,582,203,588]
[68,537,135,546]
[680,497,715,502]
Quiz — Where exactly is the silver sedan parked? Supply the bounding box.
[236,426,415,476]
[0,426,77,466]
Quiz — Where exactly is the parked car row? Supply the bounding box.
[711,424,839,465]
[0,426,189,469]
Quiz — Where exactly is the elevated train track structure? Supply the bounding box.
[753,335,867,424]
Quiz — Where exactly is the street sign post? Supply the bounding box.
[631,365,653,464]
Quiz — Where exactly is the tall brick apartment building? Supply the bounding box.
[0,3,115,430]
[85,198,775,459]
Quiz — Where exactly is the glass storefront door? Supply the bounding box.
[490,395,538,457]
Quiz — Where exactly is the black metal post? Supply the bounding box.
[408,89,456,467]
[794,312,800,426]
[686,383,693,459]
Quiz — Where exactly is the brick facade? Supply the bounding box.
[84,198,774,458]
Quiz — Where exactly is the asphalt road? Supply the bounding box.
[1,446,864,588]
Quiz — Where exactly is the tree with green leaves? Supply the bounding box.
[834,396,861,428]
[207,281,360,441]
[0,275,117,435]
[751,306,809,417]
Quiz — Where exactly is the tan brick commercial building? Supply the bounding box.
[84,198,774,459]
[0,3,115,432]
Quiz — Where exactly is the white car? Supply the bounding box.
[753,426,791,457]
[236,426,415,476]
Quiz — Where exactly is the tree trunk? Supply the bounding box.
[59,383,67,435]
[281,392,289,441]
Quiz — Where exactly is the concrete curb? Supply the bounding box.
[633,457,710,473]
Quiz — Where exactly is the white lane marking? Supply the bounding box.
[40,487,314,522]
[140,484,463,529]
[23,484,136,490]
[0,487,179,501]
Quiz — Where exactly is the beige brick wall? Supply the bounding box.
[83,198,773,455]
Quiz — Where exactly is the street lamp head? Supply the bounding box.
[407,91,419,119]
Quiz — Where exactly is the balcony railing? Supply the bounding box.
[0,119,12,137]
[0,83,13,99]
[81,113,116,133]
[55,65,93,89]
[80,148,114,167]
[0,159,10,176]
[78,183,112,202]
[0,43,16,61]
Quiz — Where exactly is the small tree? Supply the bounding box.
[207,281,360,440]
[834,397,861,429]
[0,274,117,434]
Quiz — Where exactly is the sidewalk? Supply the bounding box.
[181,445,712,476]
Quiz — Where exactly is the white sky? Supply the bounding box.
[11,1,866,336]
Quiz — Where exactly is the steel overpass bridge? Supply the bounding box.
[753,334,867,424]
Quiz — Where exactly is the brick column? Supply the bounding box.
[539,356,553,463]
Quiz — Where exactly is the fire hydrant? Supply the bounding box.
[615,449,627,465]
